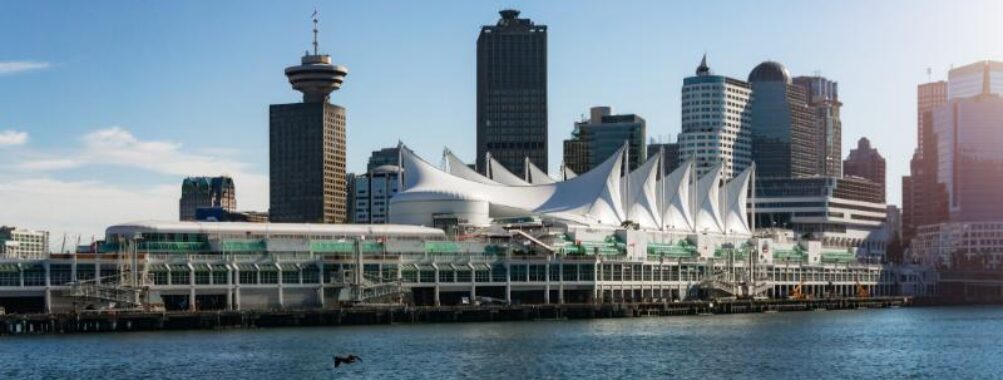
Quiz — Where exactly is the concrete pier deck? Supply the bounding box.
[0,297,911,336]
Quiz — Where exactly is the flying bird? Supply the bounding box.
[333,354,363,368]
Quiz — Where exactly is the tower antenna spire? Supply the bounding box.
[312,8,319,55]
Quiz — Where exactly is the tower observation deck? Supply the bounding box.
[284,13,348,103]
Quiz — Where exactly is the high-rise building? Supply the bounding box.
[562,139,589,175]
[269,16,349,224]
[947,60,1003,100]
[562,106,646,173]
[903,81,950,244]
[647,140,680,176]
[476,9,547,176]
[353,165,401,224]
[366,147,400,171]
[793,75,842,177]
[0,226,49,259]
[916,81,947,158]
[843,137,886,202]
[678,55,753,179]
[748,61,818,178]
[179,176,236,221]
[933,61,1003,221]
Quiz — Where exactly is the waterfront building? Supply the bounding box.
[753,177,889,258]
[912,222,1003,270]
[0,218,898,314]
[562,106,646,173]
[748,61,818,178]
[0,226,48,260]
[793,75,842,177]
[269,16,349,224]
[179,176,235,221]
[367,147,400,171]
[843,137,887,202]
[678,55,752,179]
[647,140,680,176]
[476,9,548,176]
[353,165,402,224]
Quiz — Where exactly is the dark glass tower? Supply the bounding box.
[476,9,548,175]
[269,16,349,223]
[748,61,818,178]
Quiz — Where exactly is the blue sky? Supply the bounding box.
[1,1,1001,243]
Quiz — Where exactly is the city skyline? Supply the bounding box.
[1,1,1001,241]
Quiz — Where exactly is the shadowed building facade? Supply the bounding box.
[843,137,886,203]
[179,176,236,221]
[269,17,349,223]
[476,9,548,176]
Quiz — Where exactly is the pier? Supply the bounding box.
[0,296,910,336]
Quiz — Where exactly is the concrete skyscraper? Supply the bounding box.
[793,75,842,177]
[678,55,753,179]
[476,9,548,176]
[843,137,886,202]
[269,15,349,223]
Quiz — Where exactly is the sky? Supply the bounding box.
[1,0,1001,247]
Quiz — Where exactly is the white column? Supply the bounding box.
[189,264,196,312]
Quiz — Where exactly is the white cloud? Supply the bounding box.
[0,61,51,75]
[0,130,28,146]
[16,126,268,210]
[0,178,176,250]
[4,127,269,244]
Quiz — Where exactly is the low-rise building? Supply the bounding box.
[0,226,49,260]
[753,177,889,258]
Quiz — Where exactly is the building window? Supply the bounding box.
[282,270,300,284]
[195,271,211,285]
[171,271,190,285]
[239,271,257,285]
[260,271,278,284]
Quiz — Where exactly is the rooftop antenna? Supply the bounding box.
[813,69,821,77]
[312,8,319,55]
[926,67,932,82]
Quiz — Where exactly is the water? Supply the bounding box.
[1,306,1001,379]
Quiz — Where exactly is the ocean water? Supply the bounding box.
[1,306,1000,379]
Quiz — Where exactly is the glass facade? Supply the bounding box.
[748,62,818,179]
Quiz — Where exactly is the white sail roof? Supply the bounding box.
[444,149,498,185]
[694,164,724,234]
[395,145,628,226]
[394,144,751,236]
[487,155,531,186]
[721,164,753,236]
[562,166,577,180]
[525,158,556,184]
[624,154,662,229]
[660,160,694,232]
